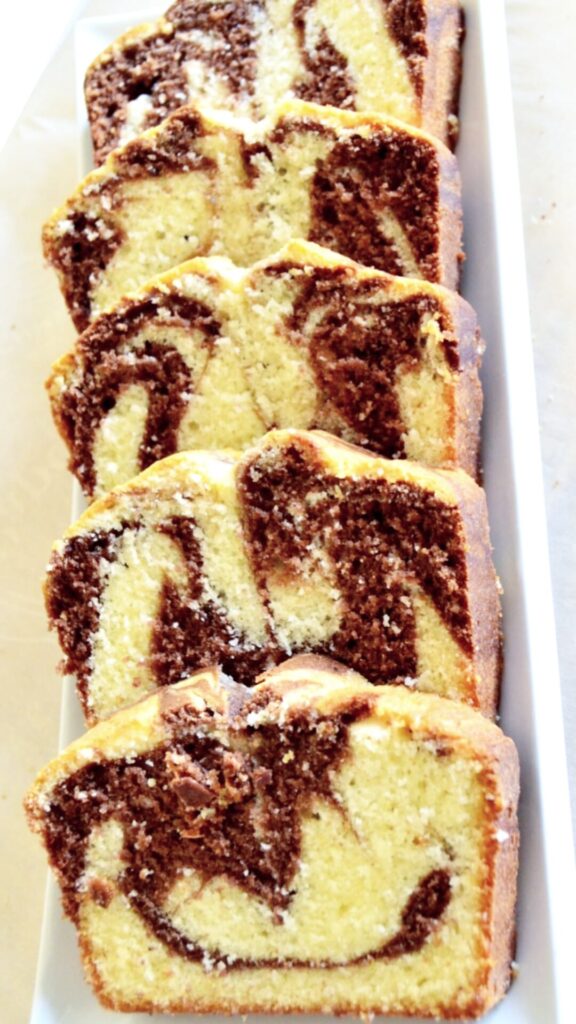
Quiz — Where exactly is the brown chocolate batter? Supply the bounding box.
[239,440,473,681]
[86,0,265,163]
[46,440,473,718]
[43,686,451,967]
[309,128,440,278]
[292,0,355,108]
[56,291,221,494]
[285,264,457,454]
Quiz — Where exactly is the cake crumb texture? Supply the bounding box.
[42,100,462,331]
[44,430,501,724]
[25,656,519,1017]
[47,241,482,498]
[85,0,464,164]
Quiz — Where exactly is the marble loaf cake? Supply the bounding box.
[85,0,464,165]
[44,430,501,724]
[25,656,519,1017]
[47,241,483,499]
[42,100,462,331]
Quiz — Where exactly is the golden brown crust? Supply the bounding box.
[422,0,464,148]
[80,988,510,1019]
[454,361,484,483]
[480,767,519,1010]
[437,139,464,291]
[443,287,484,479]
[444,469,502,716]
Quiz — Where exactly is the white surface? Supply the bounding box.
[27,2,576,1022]
[0,0,87,152]
[505,0,576,831]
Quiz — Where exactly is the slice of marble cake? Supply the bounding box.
[85,0,463,165]
[44,430,500,724]
[25,656,519,1017]
[42,100,462,331]
[47,241,482,499]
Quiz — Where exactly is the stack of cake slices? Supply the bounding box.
[27,2,519,1019]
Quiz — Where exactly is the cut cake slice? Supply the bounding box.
[85,0,464,164]
[25,655,519,1017]
[42,99,462,331]
[47,241,483,499]
[44,429,501,724]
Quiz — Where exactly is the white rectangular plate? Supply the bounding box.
[30,2,575,1022]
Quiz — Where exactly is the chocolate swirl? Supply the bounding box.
[55,291,221,495]
[86,0,265,164]
[292,0,355,108]
[309,129,440,278]
[46,442,474,719]
[43,692,451,967]
[239,441,473,684]
[282,264,457,456]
